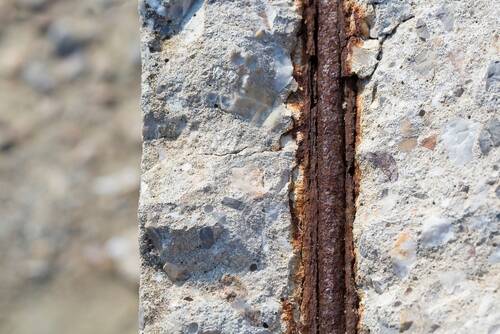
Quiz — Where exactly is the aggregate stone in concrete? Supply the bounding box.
[354,0,500,333]
[138,1,300,333]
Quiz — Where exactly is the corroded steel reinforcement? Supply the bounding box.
[316,0,347,333]
[292,0,359,333]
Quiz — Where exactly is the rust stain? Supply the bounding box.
[298,0,319,327]
[282,298,297,334]
[342,1,365,333]
[284,1,317,332]
[341,1,369,77]
[352,93,364,214]
[343,77,360,334]
[354,93,364,149]
[343,0,370,38]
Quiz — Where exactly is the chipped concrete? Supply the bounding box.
[346,39,380,79]
[138,1,300,333]
[139,0,499,333]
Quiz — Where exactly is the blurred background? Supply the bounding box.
[0,0,141,333]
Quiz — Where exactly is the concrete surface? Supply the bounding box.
[139,0,500,333]
[353,0,500,333]
[138,0,300,333]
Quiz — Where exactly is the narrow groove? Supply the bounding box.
[343,75,360,334]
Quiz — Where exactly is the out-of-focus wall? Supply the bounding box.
[0,1,141,333]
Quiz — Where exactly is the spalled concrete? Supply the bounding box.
[138,0,500,333]
[138,1,301,333]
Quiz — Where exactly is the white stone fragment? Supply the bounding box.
[273,48,293,93]
[488,248,500,264]
[348,39,380,79]
[438,271,466,294]
[421,216,454,248]
[441,119,479,165]
[145,0,165,16]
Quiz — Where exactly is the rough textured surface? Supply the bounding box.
[139,0,500,333]
[353,0,500,333]
[315,1,348,333]
[138,1,301,333]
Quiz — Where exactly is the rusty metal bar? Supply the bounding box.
[295,0,359,332]
[316,1,347,333]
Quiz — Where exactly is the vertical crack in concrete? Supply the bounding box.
[293,0,359,332]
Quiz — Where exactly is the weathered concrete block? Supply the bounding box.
[138,1,300,333]
[138,0,499,333]
[354,0,500,332]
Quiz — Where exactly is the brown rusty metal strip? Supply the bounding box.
[291,0,360,333]
[316,0,346,333]
[341,2,362,332]
[294,1,318,332]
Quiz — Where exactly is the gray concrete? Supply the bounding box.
[138,1,300,333]
[353,0,500,333]
[138,0,500,333]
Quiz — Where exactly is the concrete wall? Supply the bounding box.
[138,1,301,333]
[138,0,499,333]
[353,0,499,332]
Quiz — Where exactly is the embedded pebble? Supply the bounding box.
[365,151,398,182]
[421,134,437,150]
[415,19,430,41]
[488,248,500,264]
[142,113,187,140]
[163,261,190,282]
[199,226,215,249]
[441,119,479,165]
[421,216,454,248]
[436,7,454,32]
[485,61,500,91]
[478,118,500,155]
[221,197,244,211]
